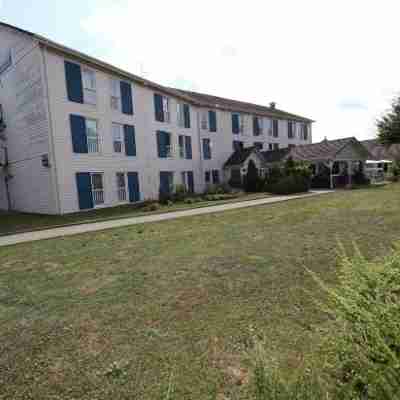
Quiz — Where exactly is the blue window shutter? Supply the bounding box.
[76,173,93,210]
[253,116,259,136]
[232,114,239,134]
[205,171,211,183]
[70,114,88,153]
[212,170,220,184]
[124,125,136,156]
[120,81,133,115]
[203,139,211,159]
[157,131,169,158]
[183,104,191,128]
[160,171,172,194]
[185,136,192,159]
[209,110,217,132]
[154,93,164,122]
[127,172,140,202]
[65,61,83,103]
[187,171,194,193]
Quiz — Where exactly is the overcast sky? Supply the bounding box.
[1,0,400,142]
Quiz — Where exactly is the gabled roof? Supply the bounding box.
[0,21,314,123]
[174,89,314,123]
[361,139,400,161]
[287,137,371,161]
[224,146,262,167]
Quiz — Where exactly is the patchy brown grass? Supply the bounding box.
[0,184,399,399]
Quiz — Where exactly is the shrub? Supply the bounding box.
[390,160,400,178]
[265,175,309,195]
[143,202,160,212]
[313,246,400,399]
[310,172,331,189]
[204,183,232,195]
[173,184,188,202]
[245,160,260,192]
[267,166,284,185]
[159,189,173,205]
[352,169,370,185]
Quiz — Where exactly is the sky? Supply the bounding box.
[1,0,400,142]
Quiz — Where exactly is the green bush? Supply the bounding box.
[265,175,309,195]
[314,246,400,399]
[173,184,188,202]
[251,246,400,399]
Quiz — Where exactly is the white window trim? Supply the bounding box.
[82,68,97,106]
[112,123,124,154]
[86,118,101,154]
[116,172,128,203]
[91,172,105,207]
[110,78,121,111]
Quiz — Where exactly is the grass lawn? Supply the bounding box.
[0,192,271,236]
[0,184,399,399]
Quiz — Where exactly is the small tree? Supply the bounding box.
[245,160,259,192]
[377,96,400,144]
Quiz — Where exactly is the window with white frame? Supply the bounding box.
[163,96,170,123]
[112,123,124,153]
[200,111,208,130]
[239,114,245,133]
[116,172,127,202]
[86,119,99,153]
[177,103,184,127]
[91,173,104,205]
[110,79,121,110]
[82,68,96,105]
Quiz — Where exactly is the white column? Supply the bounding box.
[347,161,352,186]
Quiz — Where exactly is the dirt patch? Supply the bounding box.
[78,319,111,356]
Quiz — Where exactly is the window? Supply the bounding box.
[212,170,220,184]
[233,140,244,151]
[205,170,211,184]
[177,103,184,127]
[116,173,127,202]
[91,173,104,206]
[253,116,263,136]
[288,121,295,139]
[203,138,212,159]
[112,123,124,153]
[86,119,99,153]
[82,68,96,105]
[178,135,185,158]
[157,131,172,158]
[302,123,309,140]
[110,79,121,110]
[273,143,279,150]
[232,113,241,134]
[200,111,208,130]
[177,103,190,128]
[0,49,12,76]
[272,119,279,137]
[268,143,273,151]
[163,96,170,123]
[254,142,263,150]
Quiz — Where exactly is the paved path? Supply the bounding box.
[0,191,332,247]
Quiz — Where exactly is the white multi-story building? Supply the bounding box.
[0,22,313,215]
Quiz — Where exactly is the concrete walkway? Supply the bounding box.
[0,191,332,247]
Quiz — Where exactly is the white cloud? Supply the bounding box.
[81,0,400,141]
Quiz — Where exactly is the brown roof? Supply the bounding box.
[0,22,314,123]
[286,137,371,161]
[175,89,314,123]
[361,139,400,161]
[224,146,259,167]
[261,148,291,163]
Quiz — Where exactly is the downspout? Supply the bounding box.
[2,146,11,211]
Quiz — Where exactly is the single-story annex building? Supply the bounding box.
[224,137,374,189]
